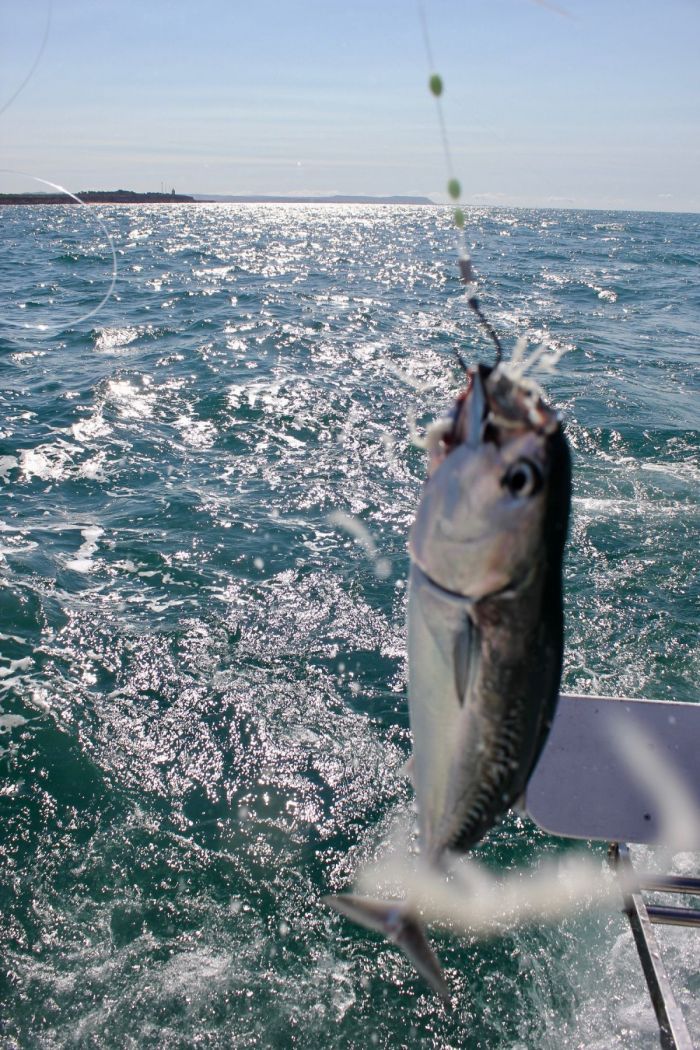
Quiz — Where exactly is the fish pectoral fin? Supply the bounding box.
[322,893,450,1001]
[453,610,479,707]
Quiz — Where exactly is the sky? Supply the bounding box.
[1,0,699,211]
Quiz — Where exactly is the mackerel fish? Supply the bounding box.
[325,359,571,997]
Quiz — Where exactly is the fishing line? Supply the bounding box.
[0,0,53,119]
[417,1,504,365]
[0,171,118,334]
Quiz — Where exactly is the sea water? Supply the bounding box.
[0,203,698,1048]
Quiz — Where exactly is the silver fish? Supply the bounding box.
[325,361,571,998]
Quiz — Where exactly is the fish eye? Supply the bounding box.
[503,458,542,498]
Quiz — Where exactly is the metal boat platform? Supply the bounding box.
[526,694,700,1050]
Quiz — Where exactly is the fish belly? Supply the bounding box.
[408,564,561,860]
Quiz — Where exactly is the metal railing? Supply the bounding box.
[609,843,698,1050]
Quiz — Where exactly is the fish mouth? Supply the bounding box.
[413,561,531,603]
[411,564,476,605]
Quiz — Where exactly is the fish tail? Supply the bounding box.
[322,893,450,1001]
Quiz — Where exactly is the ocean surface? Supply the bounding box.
[0,203,698,1048]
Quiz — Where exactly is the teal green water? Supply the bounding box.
[0,204,698,1047]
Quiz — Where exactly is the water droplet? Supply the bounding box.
[374,557,391,579]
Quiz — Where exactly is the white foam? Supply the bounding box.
[173,415,216,449]
[19,446,70,481]
[65,526,104,573]
[71,414,111,442]
[0,455,18,480]
[105,379,155,419]
[93,325,140,352]
[0,657,33,678]
[0,713,28,733]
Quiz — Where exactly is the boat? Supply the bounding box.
[526,693,700,1050]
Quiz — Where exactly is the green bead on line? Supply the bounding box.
[454,208,465,229]
[429,74,443,97]
[447,178,461,201]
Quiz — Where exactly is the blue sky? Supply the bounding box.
[2,0,699,210]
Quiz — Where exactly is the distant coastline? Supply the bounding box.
[0,190,198,206]
[193,194,434,205]
[0,190,434,206]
